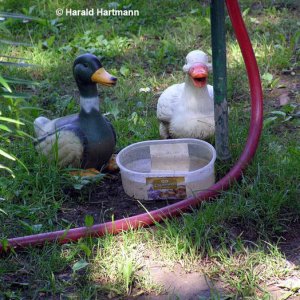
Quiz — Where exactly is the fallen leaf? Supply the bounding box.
[277,84,287,89]
[120,65,130,77]
[278,278,300,292]
[108,291,117,299]
[279,93,290,106]
[72,259,89,272]
[139,87,151,93]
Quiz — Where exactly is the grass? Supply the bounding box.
[0,0,300,298]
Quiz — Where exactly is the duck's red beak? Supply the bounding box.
[188,63,209,88]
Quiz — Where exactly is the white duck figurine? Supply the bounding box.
[34,53,117,171]
[157,50,214,139]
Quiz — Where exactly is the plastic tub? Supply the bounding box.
[116,139,216,200]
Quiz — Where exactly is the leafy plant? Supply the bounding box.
[69,173,105,190]
[84,215,94,227]
[104,98,121,120]
[0,75,29,176]
[264,104,300,128]
[59,31,132,57]
[0,11,39,176]
[261,72,280,89]
[128,111,146,127]
[72,259,89,273]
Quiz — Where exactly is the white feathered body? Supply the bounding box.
[157,80,215,139]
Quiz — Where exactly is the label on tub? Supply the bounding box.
[146,177,186,200]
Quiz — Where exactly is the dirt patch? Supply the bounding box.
[60,173,182,226]
[264,72,300,109]
[280,222,300,266]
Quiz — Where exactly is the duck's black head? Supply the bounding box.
[73,53,117,98]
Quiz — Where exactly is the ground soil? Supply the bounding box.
[60,173,183,227]
[280,222,300,266]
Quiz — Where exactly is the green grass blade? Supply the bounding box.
[0,55,31,61]
[15,130,34,140]
[0,124,12,133]
[0,117,24,125]
[0,12,40,22]
[0,74,12,92]
[0,92,32,99]
[0,164,14,177]
[14,156,29,173]
[0,61,36,67]
[0,207,8,215]
[0,151,28,173]
[0,39,32,47]
[2,76,40,86]
[0,148,16,161]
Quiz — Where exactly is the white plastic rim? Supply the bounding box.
[116,138,217,178]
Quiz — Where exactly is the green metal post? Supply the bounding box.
[210,0,231,160]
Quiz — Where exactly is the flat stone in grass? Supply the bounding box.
[136,263,223,300]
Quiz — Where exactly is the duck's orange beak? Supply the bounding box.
[188,63,208,88]
[91,67,117,87]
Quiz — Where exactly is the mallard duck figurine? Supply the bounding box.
[34,53,117,171]
[157,50,214,139]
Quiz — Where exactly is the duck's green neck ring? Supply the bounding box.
[77,82,99,98]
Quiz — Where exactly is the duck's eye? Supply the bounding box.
[83,63,88,68]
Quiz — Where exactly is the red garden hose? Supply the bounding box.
[0,0,263,253]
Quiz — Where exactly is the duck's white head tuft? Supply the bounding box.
[183,50,212,73]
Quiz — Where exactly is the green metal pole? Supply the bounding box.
[210,0,231,160]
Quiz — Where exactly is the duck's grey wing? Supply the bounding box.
[35,124,87,168]
[34,114,79,138]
